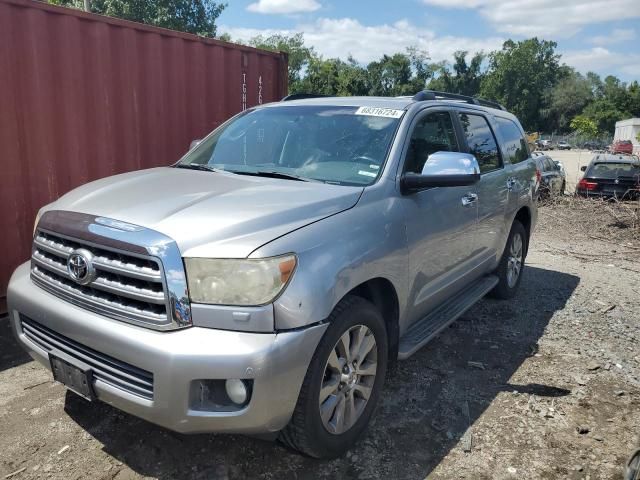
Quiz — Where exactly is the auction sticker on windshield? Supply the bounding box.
[355,106,404,118]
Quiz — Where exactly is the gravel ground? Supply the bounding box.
[1,201,639,480]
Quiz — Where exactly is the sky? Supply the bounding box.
[218,0,640,82]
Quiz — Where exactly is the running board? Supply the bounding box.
[398,275,499,360]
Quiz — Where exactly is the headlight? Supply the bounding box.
[184,255,297,306]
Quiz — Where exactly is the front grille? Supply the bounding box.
[31,230,168,325]
[20,315,154,400]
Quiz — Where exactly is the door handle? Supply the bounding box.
[506,177,517,191]
[461,193,478,206]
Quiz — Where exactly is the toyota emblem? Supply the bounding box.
[67,249,96,285]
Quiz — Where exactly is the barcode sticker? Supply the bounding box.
[355,106,404,118]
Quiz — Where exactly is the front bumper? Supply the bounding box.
[7,262,327,434]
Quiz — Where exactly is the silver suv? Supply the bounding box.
[8,91,537,458]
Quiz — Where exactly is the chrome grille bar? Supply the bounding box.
[32,230,170,326]
[31,211,192,330]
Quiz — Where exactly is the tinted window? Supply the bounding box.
[404,111,459,174]
[459,113,501,173]
[495,117,529,164]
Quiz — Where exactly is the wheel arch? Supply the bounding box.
[343,277,400,365]
[513,206,532,257]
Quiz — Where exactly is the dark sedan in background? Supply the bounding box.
[533,152,565,198]
[577,154,640,199]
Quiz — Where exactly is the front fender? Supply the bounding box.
[250,184,409,330]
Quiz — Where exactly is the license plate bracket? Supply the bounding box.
[49,352,95,401]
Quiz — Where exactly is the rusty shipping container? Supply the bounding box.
[0,0,289,312]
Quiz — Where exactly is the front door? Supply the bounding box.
[400,109,479,327]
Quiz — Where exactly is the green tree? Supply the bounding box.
[578,73,637,134]
[542,69,594,133]
[570,115,599,138]
[247,33,315,93]
[481,38,561,131]
[365,50,435,96]
[49,0,226,37]
[581,99,627,134]
[428,51,485,96]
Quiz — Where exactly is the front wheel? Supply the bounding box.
[490,220,527,299]
[279,296,388,458]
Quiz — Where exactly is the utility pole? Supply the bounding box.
[83,0,91,12]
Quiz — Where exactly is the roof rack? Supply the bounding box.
[413,90,506,111]
[281,93,329,102]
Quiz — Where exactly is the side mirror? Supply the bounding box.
[189,139,202,150]
[580,165,587,172]
[401,152,480,194]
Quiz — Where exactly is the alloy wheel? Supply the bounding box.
[507,232,523,288]
[319,325,378,435]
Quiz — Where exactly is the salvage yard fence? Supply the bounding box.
[0,0,288,312]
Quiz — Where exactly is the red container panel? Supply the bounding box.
[0,0,288,311]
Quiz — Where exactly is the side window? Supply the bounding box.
[404,111,459,174]
[495,117,530,164]
[544,158,555,171]
[458,113,502,174]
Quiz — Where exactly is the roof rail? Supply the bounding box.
[281,93,329,101]
[413,90,506,111]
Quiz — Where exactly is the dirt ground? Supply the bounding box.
[1,200,639,480]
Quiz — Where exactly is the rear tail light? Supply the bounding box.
[577,179,598,191]
[535,169,541,184]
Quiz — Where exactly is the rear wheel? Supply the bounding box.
[279,296,388,458]
[490,220,526,299]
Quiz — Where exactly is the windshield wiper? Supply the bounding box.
[174,163,220,173]
[229,170,314,182]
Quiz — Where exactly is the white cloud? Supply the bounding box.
[221,18,504,64]
[561,47,640,78]
[247,0,321,15]
[590,28,636,46]
[421,0,640,38]
[222,17,639,81]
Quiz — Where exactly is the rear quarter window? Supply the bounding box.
[495,117,530,164]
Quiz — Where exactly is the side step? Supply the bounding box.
[398,275,499,360]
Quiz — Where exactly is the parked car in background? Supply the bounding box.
[533,152,565,197]
[537,139,552,151]
[556,141,571,150]
[577,154,640,199]
[610,140,634,155]
[580,140,607,151]
[7,91,538,458]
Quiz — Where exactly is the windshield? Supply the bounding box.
[177,105,402,185]
[589,162,640,179]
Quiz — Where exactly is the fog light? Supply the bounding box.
[225,379,247,405]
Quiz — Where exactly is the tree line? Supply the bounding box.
[235,33,640,137]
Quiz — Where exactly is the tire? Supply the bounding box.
[560,181,566,196]
[490,220,527,300]
[279,295,388,458]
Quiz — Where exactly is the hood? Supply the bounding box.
[47,167,363,258]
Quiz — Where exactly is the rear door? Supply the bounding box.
[455,110,510,269]
[493,115,536,239]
